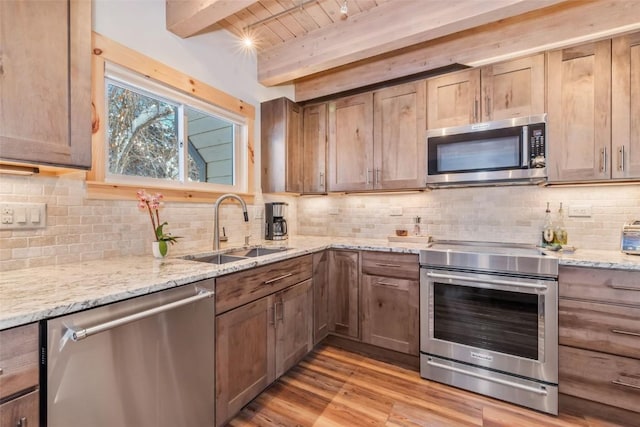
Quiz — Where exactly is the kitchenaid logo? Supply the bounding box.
[471,351,493,362]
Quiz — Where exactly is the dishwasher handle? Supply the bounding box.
[69,289,214,341]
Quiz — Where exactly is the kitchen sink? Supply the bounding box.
[184,246,291,265]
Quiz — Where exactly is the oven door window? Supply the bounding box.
[433,282,539,360]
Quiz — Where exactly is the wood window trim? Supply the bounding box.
[88,32,256,203]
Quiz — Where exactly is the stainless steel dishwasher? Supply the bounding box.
[42,279,215,427]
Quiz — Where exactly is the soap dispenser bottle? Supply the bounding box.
[542,202,554,246]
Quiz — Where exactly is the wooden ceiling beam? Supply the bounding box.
[294,0,640,101]
[257,0,566,86]
[166,0,255,38]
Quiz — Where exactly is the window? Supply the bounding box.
[104,64,246,192]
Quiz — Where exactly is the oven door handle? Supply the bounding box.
[426,358,548,395]
[426,272,548,291]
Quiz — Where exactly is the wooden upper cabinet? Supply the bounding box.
[0,0,91,169]
[612,32,640,179]
[302,103,327,193]
[427,69,481,129]
[373,81,427,190]
[261,97,303,193]
[327,93,374,191]
[426,54,545,129]
[547,40,612,182]
[481,53,545,121]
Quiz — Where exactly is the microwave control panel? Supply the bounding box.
[528,123,546,168]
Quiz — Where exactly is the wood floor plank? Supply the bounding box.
[225,344,636,427]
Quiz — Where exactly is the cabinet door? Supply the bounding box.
[261,97,303,193]
[328,93,374,191]
[373,81,427,190]
[328,250,360,339]
[612,32,640,179]
[275,280,313,378]
[313,251,330,344]
[427,69,481,128]
[361,274,419,355]
[481,53,546,121]
[547,41,612,182]
[0,0,91,169]
[216,297,275,427]
[0,390,39,427]
[302,103,328,193]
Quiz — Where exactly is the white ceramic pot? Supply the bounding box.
[152,241,168,258]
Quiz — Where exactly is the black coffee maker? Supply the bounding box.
[265,202,288,240]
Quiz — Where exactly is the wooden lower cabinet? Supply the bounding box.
[328,250,360,338]
[313,251,330,344]
[0,390,39,427]
[361,274,419,355]
[275,280,313,378]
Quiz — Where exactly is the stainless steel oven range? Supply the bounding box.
[420,241,559,414]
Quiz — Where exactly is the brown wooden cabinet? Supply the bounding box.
[302,103,328,193]
[0,323,40,427]
[612,32,640,179]
[313,250,330,344]
[215,256,313,426]
[547,40,612,182]
[427,54,545,128]
[558,266,640,414]
[0,0,91,169]
[361,252,419,355]
[327,81,426,192]
[328,250,360,339]
[261,97,303,193]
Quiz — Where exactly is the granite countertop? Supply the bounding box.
[1,236,638,330]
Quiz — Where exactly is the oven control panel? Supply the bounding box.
[528,123,546,168]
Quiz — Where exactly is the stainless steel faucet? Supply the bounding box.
[213,194,249,251]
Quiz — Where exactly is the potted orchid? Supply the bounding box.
[137,189,181,257]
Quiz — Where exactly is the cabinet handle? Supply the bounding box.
[319,172,325,188]
[17,417,27,427]
[269,305,275,326]
[375,281,399,288]
[376,168,381,186]
[609,284,640,292]
[618,146,625,172]
[275,301,284,322]
[599,147,607,173]
[474,99,479,122]
[374,263,401,268]
[485,96,491,118]
[611,329,640,337]
[366,168,371,185]
[0,367,3,375]
[263,273,293,285]
[611,379,640,390]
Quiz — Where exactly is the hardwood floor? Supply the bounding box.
[226,344,636,427]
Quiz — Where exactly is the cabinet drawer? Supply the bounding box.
[559,266,640,306]
[361,251,419,280]
[559,299,640,359]
[0,390,39,427]
[559,346,640,413]
[0,324,39,400]
[216,255,312,314]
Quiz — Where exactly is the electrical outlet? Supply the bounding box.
[253,207,263,219]
[389,207,403,216]
[568,205,592,218]
[1,215,13,224]
[0,202,46,230]
[2,207,13,215]
[328,207,339,215]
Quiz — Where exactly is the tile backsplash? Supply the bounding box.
[1,172,638,271]
[297,185,640,250]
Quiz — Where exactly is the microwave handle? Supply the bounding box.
[522,125,529,167]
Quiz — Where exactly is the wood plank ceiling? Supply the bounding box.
[166,0,640,101]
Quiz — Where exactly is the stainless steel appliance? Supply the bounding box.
[621,221,640,255]
[420,241,559,414]
[426,114,547,187]
[265,202,288,240]
[42,281,216,427]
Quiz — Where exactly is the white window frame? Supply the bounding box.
[103,63,248,194]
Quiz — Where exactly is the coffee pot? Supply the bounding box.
[265,202,288,240]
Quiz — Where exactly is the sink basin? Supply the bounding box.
[184,246,291,265]
[226,247,289,257]
[186,254,247,264]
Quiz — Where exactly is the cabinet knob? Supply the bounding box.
[17,417,27,427]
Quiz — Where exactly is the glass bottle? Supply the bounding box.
[554,203,568,245]
[542,202,554,246]
[413,216,421,236]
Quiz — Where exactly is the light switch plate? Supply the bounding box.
[328,207,340,215]
[389,207,403,216]
[0,202,46,230]
[568,205,592,218]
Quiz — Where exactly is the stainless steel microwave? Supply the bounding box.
[426,114,547,187]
